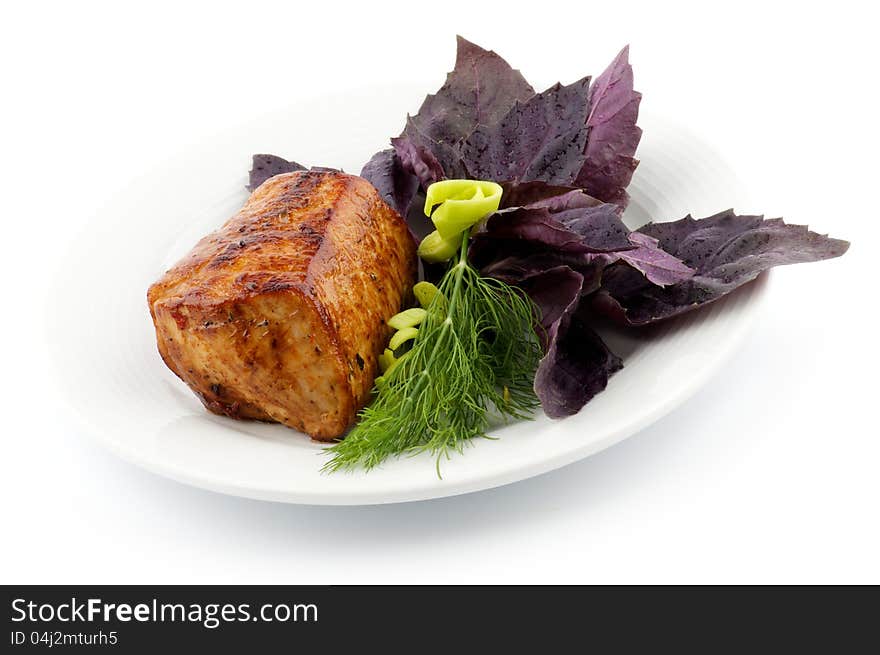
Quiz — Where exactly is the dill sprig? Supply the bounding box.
[323,235,541,474]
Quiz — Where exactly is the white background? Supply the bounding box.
[2,1,877,583]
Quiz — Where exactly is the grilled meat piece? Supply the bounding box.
[147,170,417,440]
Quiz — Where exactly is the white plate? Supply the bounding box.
[49,84,768,505]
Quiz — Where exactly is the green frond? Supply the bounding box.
[323,236,541,474]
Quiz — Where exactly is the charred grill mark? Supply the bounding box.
[210,231,320,269]
[275,170,324,207]
[231,271,297,295]
[210,242,245,267]
[260,279,294,293]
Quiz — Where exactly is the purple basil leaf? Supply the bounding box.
[527,190,602,212]
[394,35,534,189]
[247,154,306,191]
[390,133,446,189]
[554,204,633,252]
[499,180,609,212]
[478,208,588,251]
[461,77,591,186]
[522,267,583,338]
[359,148,420,218]
[519,267,622,418]
[594,210,850,325]
[574,46,642,208]
[472,181,634,287]
[468,237,539,274]
[407,36,535,146]
[479,249,604,294]
[404,190,435,241]
[475,201,632,255]
[618,232,694,285]
[391,116,470,186]
[589,232,694,287]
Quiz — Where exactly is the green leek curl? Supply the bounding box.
[418,179,503,263]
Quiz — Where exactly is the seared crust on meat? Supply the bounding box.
[147,171,417,439]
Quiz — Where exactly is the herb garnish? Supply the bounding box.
[324,215,541,474]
